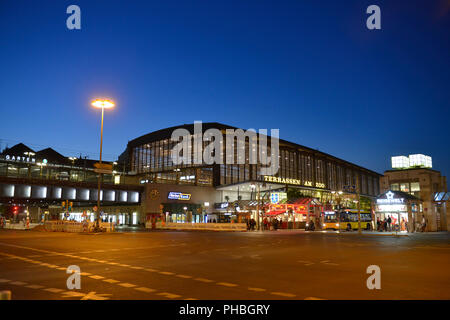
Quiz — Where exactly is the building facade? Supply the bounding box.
[119,123,381,224]
[380,168,448,231]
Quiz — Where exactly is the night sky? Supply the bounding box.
[0,0,449,180]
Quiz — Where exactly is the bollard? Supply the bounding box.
[0,290,12,300]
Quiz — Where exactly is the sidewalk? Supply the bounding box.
[250,229,414,236]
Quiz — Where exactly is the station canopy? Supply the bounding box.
[265,197,321,215]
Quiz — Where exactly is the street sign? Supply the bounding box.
[94,168,113,174]
[94,163,113,170]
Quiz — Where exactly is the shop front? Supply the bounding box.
[265,198,322,229]
[375,190,422,232]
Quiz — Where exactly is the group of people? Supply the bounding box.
[377,215,410,232]
[246,217,283,231]
[377,215,394,232]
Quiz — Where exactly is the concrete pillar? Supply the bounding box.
[407,202,414,233]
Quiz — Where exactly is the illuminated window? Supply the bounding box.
[391,183,399,191]
[410,182,420,192]
[400,183,409,192]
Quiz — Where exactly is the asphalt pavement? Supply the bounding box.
[0,229,448,300]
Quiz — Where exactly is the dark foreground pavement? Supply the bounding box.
[0,229,449,300]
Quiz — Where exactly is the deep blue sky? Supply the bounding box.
[1,0,449,179]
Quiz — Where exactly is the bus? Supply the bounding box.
[323,209,373,231]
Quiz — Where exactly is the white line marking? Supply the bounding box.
[44,288,64,293]
[270,292,296,298]
[194,278,213,283]
[103,279,120,284]
[118,283,136,288]
[248,287,266,292]
[26,285,44,289]
[216,282,238,287]
[134,287,156,293]
[157,292,181,299]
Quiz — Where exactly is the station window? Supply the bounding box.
[400,183,409,192]
[390,183,399,191]
[410,182,420,192]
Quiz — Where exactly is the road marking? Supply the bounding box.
[130,266,144,270]
[194,278,214,283]
[103,279,120,284]
[159,271,174,276]
[57,267,67,271]
[44,288,64,293]
[176,274,192,279]
[248,287,266,292]
[118,264,131,267]
[80,291,111,300]
[10,281,27,286]
[216,282,238,287]
[145,268,158,272]
[270,292,296,298]
[304,297,325,300]
[26,284,44,289]
[61,291,86,298]
[0,279,11,283]
[80,272,92,276]
[89,275,105,280]
[134,287,156,293]
[118,283,136,288]
[157,292,181,299]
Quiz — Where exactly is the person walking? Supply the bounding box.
[387,215,392,231]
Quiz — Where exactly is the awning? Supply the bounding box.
[265,210,287,216]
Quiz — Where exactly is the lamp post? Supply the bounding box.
[92,99,115,229]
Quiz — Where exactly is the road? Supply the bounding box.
[0,229,449,300]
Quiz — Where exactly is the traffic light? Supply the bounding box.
[13,206,18,215]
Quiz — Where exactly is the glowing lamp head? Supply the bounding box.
[92,99,115,109]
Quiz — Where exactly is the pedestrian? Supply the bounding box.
[376,217,381,231]
[421,216,427,232]
[387,215,392,231]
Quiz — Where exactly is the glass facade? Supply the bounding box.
[0,159,119,185]
[127,125,381,197]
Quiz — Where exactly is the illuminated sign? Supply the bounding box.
[167,192,191,201]
[392,154,432,169]
[377,204,407,212]
[263,176,325,188]
[270,192,287,204]
[4,155,36,163]
[376,191,404,204]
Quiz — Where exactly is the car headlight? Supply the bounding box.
[336,223,339,226]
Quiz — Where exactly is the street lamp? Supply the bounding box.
[92,99,115,230]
